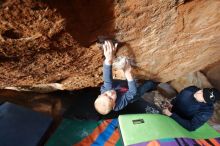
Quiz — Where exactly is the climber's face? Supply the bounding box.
[194,90,206,103]
[102,90,117,103]
[94,90,117,115]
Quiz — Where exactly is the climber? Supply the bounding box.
[94,40,159,115]
[162,86,220,131]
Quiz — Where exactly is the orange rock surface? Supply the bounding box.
[0,0,219,90]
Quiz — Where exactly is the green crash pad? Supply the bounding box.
[118,114,220,146]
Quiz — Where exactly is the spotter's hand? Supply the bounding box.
[162,108,172,117]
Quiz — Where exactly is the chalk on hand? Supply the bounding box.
[113,56,135,70]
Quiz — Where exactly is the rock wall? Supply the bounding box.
[0,0,219,90]
[203,60,220,91]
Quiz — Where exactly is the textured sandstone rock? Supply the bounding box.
[5,83,64,93]
[113,0,220,81]
[203,61,220,125]
[0,89,62,118]
[157,83,177,99]
[203,61,220,91]
[0,0,219,90]
[170,71,212,92]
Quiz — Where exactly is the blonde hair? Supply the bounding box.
[94,95,112,115]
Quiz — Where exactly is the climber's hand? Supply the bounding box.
[123,60,133,81]
[103,40,118,65]
[123,59,132,74]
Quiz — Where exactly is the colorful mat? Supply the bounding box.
[119,114,220,146]
[46,118,122,146]
[47,114,220,146]
[131,137,220,146]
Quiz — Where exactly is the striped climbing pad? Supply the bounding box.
[131,137,220,146]
[46,118,122,146]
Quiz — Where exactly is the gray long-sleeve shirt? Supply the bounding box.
[100,63,137,111]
